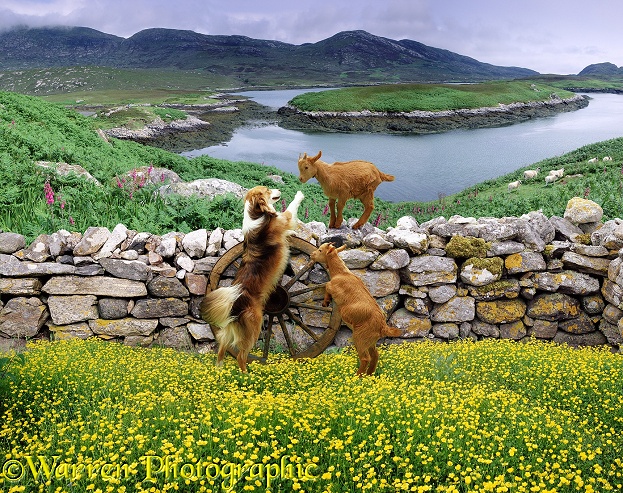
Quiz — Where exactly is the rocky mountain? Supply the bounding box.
[0,26,538,84]
[578,62,623,77]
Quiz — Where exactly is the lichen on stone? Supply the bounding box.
[445,236,490,258]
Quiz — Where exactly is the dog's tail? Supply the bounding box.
[200,285,244,349]
[382,324,402,338]
[380,171,395,182]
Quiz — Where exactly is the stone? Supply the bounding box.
[553,330,607,347]
[42,276,147,297]
[564,197,603,224]
[89,318,158,337]
[21,234,51,262]
[47,295,98,325]
[402,255,457,286]
[130,298,188,318]
[526,293,581,321]
[602,279,623,307]
[460,257,503,286]
[532,270,600,295]
[430,296,475,323]
[561,251,610,277]
[471,320,499,338]
[385,229,429,254]
[476,299,526,324]
[388,309,432,338]
[182,229,208,258]
[487,240,524,256]
[0,254,76,277]
[339,248,378,269]
[0,232,26,254]
[467,279,521,301]
[0,278,42,295]
[582,294,606,315]
[99,257,151,281]
[48,322,93,340]
[184,273,207,296]
[505,251,546,274]
[73,227,111,256]
[187,322,215,342]
[600,320,623,346]
[0,297,49,337]
[499,320,527,340]
[156,326,194,348]
[351,269,400,297]
[94,223,128,260]
[404,297,431,316]
[147,276,190,298]
[558,312,596,334]
[363,233,393,251]
[530,319,558,339]
[432,323,460,340]
[370,248,410,270]
[206,228,224,256]
[445,236,489,258]
[428,285,457,304]
[98,298,130,319]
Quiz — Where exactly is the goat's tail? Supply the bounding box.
[382,324,402,338]
[380,172,395,182]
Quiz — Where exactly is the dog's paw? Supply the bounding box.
[294,191,304,202]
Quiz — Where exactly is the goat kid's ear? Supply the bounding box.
[336,245,347,253]
[311,150,322,162]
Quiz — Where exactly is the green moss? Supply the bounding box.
[464,257,503,275]
[446,236,490,258]
[575,233,592,245]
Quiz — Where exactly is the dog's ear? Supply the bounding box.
[256,195,276,216]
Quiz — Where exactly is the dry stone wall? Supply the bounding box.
[1,197,623,353]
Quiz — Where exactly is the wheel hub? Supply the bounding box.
[265,285,290,315]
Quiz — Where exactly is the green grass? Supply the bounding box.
[1,88,623,243]
[287,81,576,113]
[0,338,621,492]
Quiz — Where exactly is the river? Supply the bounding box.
[181,90,623,203]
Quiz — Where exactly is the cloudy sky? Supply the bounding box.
[0,0,620,75]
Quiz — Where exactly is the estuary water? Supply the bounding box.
[182,90,623,203]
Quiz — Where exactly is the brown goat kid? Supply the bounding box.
[298,151,395,229]
[311,243,402,375]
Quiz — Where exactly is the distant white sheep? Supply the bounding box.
[548,168,565,179]
[523,167,541,180]
[545,174,558,185]
[603,156,613,162]
[508,180,522,192]
[588,157,598,163]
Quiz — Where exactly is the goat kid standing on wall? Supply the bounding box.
[297,150,394,229]
[311,242,402,376]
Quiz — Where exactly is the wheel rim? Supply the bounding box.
[206,236,341,361]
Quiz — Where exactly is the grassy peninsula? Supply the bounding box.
[1,88,623,243]
[286,81,576,112]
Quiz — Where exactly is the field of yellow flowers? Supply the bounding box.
[1,338,622,493]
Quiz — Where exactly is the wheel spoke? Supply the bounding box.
[290,301,333,313]
[285,309,320,342]
[278,315,296,356]
[263,315,276,360]
[289,282,327,298]
[283,259,315,290]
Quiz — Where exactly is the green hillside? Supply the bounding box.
[1,90,623,242]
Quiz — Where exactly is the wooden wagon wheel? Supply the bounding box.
[207,236,342,361]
